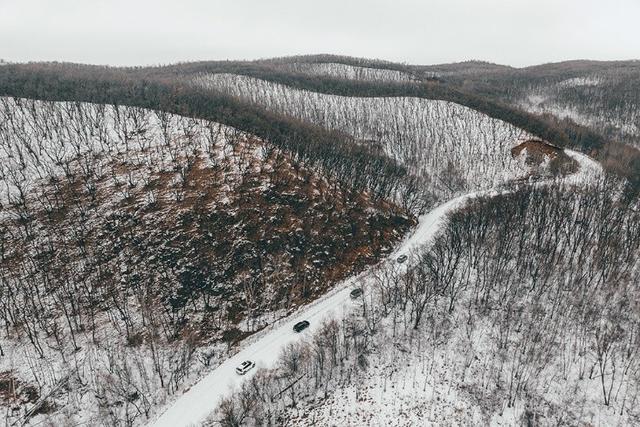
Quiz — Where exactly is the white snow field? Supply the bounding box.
[564,149,604,184]
[151,150,600,427]
[277,62,418,82]
[192,73,535,201]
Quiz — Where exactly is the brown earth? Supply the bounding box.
[511,139,578,175]
[2,138,414,347]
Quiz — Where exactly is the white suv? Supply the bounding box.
[235,360,255,375]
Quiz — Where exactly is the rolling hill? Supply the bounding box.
[0,55,638,426]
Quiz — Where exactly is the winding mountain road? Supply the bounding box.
[150,149,600,427]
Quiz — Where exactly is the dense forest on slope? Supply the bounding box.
[146,56,640,185]
[1,55,638,426]
[0,64,411,208]
[192,73,559,207]
[211,176,640,426]
[0,97,411,425]
[3,59,635,187]
[415,59,640,178]
[152,61,600,153]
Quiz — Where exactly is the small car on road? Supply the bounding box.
[235,360,255,375]
[397,254,408,263]
[350,288,363,299]
[293,320,310,333]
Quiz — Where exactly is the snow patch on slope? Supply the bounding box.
[193,73,534,201]
[278,62,417,82]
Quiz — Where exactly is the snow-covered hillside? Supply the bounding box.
[1,58,628,427]
[0,97,243,206]
[152,154,605,427]
[519,74,640,146]
[277,62,418,82]
[193,73,541,207]
[153,187,483,427]
[199,154,640,427]
[0,97,411,426]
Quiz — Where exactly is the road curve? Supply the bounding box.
[150,149,600,427]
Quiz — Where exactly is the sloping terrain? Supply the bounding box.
[206,154,640,427]
[0,97,412,425]
[153,182,479,427]
[160,58,640,427]
[518,71,640,147]
[192,73,563,209]
[0,56,637,427]
[421,59,640,169]
[1,59,620,176]
[218,55,638,184]
[276,62,418,82]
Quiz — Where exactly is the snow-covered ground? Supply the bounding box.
[0,97,273,426]
[0,96,413,426]
[0,96,247,207]
[192,73,534,203]
[519,79,640,146]
[0,93,605,426]
[277,62,418,82]
[151,149,601,427]
[265,151,617,427]
[150,192,477,427]
[564,149,604,184]
[557,76,602,88]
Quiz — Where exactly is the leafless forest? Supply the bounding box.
[213,179,640,425]
[194,73,545,210]
[0,97,410,424]
[0,56,638,426]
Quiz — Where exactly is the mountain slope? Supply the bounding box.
[203,154,640,427]
[0,56,637,427]
[0,97,412,426]
[153,179,488,427]
[192,73,574,209]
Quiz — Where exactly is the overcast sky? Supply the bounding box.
[1,0,638,67]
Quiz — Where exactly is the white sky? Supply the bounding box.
[1,0,638,67]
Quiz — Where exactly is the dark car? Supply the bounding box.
[397,254,408,263]
[293,320,310,333]
[350,288,363,299]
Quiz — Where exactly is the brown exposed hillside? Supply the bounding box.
[0,98,413,424]
[511,139,578,176]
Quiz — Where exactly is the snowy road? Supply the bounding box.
[150,149,600,427]
[150,192,478,427]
